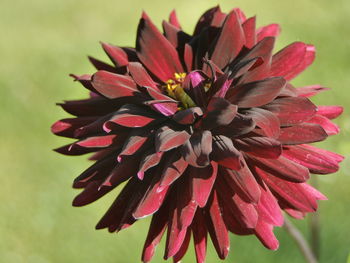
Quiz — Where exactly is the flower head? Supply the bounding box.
[52,6,344,263]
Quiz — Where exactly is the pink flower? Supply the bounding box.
[52,6,344,263]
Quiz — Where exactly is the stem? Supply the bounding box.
[283,217,318,263]
[309,176,320,259]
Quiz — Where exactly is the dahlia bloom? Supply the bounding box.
[52,6,344,262]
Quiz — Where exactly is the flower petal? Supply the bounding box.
[235,136,282,159]
[128,62,158,89]
[158,151,188,191]
[189,162,218,207]
[256,24,281,42]
[245,108,280,138]
[263,97,317,126]
[206,190,230,259]
[192,210,208,263]
[91,70,139,99]
[317,106,343,119]
[250,155,310,183]
[220,163,261,204]
[199,97,237,130]
[155,126,191,152]
[306,115,340,135]
[283,144,342,174]
[271,42,315,80]
[101,42,129,67]
[181,130,213,167]
[210,10,245,68]
[295,85,329,98]
[104,104,163,129]
[211,135,243,170]
[278,124,328,145]
[136,12,183,82]
[226,77,286,107]
[142,201,169,263]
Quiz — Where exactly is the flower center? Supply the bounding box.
[165,73,196,109]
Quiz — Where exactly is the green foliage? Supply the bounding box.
[0,0,349,262]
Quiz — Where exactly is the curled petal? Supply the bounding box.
[211,135,243,170]
[181,130,213,167]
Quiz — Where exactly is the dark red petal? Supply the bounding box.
[169,10,181,29]
[142,202,169,262]
[184,44,193,72]
[214,113,256,137]
[133,171,170,219]
[254,221,279,250]
[173,107,203,125]
[235,136,282,159]
[158,152,188,191]
[245,108,280,138]
[199,97,237,130]
[137,151,164,180]
[76,134,117,148]
[295,85,329,98]
[91,70,138,99]
[271,42,315,81]
[104,104,162,129]
[136,13,183,82]
[250,155,310,183]
[283,144,342,174]
[58,97,117,117]
[100,155,140,188]
[192,210,208,263]
[128,62,158,89]
[211,135,242,170]
[88,56,119,73]
[242,16,256,48]
[306,115,340,135]
[69,74,95,92]
[263,97,317,126]
[216,175,258,229]
[189,162,218,207]
[193,6,222,35]
[173,229,191,262]
[233,7,246,22]
[257,183,284,226]
[51,117,97,138]
[221,162,261,204]
[278,124,328,145]
[226,77,286,107]
[317,105,343,119]
[101,42,129,67]
[181,130,213,167]
[95,178,137,229]
[256,24,281,42]
[237,37,275,83]
[164,202,188,259]
[182,71,208,107]
[176,176,198,229]
[118,129,151,159]
[155,126,190,152]
[210,10,245,68]
[73,155,116,188]
[145,87,178,116]
[206,191,230,259]
[74,114,118,138]
[162,20,180,48]
[254,166,318,212]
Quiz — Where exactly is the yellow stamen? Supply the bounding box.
[165,73,196,109]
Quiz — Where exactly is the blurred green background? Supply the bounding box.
[1,0,349,262]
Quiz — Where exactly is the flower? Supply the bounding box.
[52,6,344,263]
